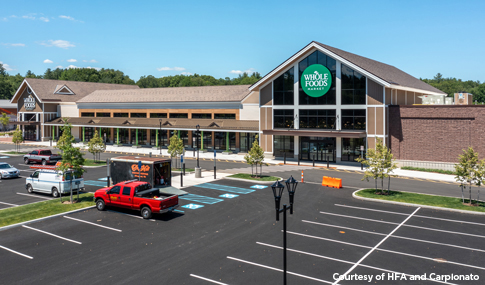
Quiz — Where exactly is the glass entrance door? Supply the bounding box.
[24,125,36,141]
[300,137,336,162]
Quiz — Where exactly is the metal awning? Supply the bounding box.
[262,129,366,138]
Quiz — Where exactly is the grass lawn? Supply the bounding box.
[355,189,485,213]
[401,166,456,175]
[82,159,107,167]
[1,151,29,155]
[0,193,95,228]
[229,173,281,182]
[172,168,195,172]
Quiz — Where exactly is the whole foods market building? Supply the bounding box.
[10,41,447,163]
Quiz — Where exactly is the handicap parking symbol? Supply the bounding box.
[250,185,268,189]
[181,203,204,210]
[219,193,239,198]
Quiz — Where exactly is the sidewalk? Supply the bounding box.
[0,141,457,183]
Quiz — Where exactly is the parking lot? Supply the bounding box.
[1,171,484,284]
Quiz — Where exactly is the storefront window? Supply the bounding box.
[239,132,257,152]
[274,136,294,157]
[273,109,294,129]
[274,68,294,105]
[299,50,336,105]
[341,109,366,130]
[84,127,94,141]
[99,128,111,143]
[131,129,147,145]
[299,109,336,129]
[192,113,211,119]
[96,113,110,117]
[131,113,147,118]
[170,113,188,118]
[119,128,129,144]
[214,114,236,119]
[150,113,167,118]
[341,138,366,162]
[202,131,212,150]
[341,64,366,105]
[214,132,226,150]
[179,131,190,148]
[114,113,128,118]
[81,112,94,117]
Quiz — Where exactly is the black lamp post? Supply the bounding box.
[196,124,200,168]
[159,119,163,155]
[271,176,298,285]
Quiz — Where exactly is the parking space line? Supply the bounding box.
[22,225,82,244]
[303,220,485,253]
[335,204,485,226]
[179,194,224,204]
[16,193,53,200]
[190,274,229,285]
[0,201,19,207]
[256,242,456,285]
[333,207,420,285]
[320,211,485,239]
[107,210,156,221]
[227,256,333,284]
[63,216,122,232]
[0,245,33,259]
[287,231,485,271]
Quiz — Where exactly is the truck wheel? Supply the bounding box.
[141,206,152,219]
[27,184,33,193]
[96,199,106,211]
[24,158,29,165]
[41,159,47,166]
[52,187,59,198]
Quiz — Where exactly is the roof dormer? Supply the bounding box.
[54,84,75,95]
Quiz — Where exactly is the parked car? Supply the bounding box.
[25,169,85,197]
[0,162,20,179]
[23,149,62,165]
[94,180,179,219]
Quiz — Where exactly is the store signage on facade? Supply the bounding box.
[24,95,36,110]
[301,64,332,97]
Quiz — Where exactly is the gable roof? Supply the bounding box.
[77,84,251,103]
[10,78,140,103]
[250,41,445,95]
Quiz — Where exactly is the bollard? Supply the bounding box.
[181,170,183,187]
[298,154,300,166]
[301,170,304,183]
[313,155,315,167]
[361,162,363,170]
[214,165,216,179]
[327,155,329,168]
[284,152,286,164]
[183,163,185,176]
[149,152,152,158]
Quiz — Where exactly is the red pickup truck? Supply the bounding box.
[94,180,179,219]
[24,149,62,165]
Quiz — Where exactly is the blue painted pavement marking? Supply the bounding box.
[219,193,239,199]
[196,183,255,194]
[0,156,9,159]
[98,177,108,181]
[173,209,185,213]
[181,203,204,210]
[179,194,223,204]
[84,180,108,187]
[250,185,268,189]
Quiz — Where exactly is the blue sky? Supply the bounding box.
[1,0,484,82]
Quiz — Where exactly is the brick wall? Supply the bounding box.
[389,105,485,163]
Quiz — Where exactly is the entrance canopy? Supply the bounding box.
[262,129,366,138]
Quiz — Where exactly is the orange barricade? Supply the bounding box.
[321,176,342,188]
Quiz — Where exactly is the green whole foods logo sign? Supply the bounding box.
[301,64,332,97]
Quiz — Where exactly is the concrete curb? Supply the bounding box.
[0,205,96,232]
[83,165,107,169]
[223,176,283,184]
[352,189,485,216]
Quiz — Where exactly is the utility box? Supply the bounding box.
[445,97,454,105]
[418,95,446,105]
[454,93,473,105]
[109,156,172,187]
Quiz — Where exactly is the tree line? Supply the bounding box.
[0,63,262,100]
[421,73,485,103]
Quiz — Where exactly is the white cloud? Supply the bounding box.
[40,40,75,49]
[0,61,14,71]
[67,59,77,62]
[86,66,101,71]
[181,72,193,76]
[43,59,53,63]
[83,59,97,63]
[55,65,63,69]
[39,17,49,22]
[67,65,77,69]
[157,66,186,71]
[1,43,25,47]
[229,68,256,75]
[59,15,83,23]
[22,15,36,20]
